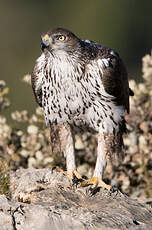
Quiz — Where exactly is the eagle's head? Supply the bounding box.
[41,28,80,54]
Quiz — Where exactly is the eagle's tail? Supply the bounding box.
[104,119,126,165]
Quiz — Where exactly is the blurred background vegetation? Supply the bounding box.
[1,0,152,122]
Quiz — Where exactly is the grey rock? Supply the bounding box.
[0,168,152,230]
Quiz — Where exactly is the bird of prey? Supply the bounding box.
[31,28,133,190]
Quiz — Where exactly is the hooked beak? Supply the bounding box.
[41,34,50,51]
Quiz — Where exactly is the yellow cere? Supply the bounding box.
[43,34,49,41]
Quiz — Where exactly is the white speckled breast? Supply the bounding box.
[40,51,126,134]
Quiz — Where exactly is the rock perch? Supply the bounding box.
[0,168,152,230]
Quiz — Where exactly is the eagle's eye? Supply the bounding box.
[57,35,66,41]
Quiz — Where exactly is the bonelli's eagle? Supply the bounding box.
[32,28,133,189]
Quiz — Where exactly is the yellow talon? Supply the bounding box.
[52,166,67,175]
[81,177,112,190]
[72,170,82,180]
[52,166,82,181]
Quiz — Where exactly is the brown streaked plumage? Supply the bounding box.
[31,28,133,189]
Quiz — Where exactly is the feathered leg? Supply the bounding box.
[93,133,107,178]
[81,133,111,190]
[59,124,76,172]
[51,124,81,180]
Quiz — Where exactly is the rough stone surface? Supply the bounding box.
[0,168,152,230]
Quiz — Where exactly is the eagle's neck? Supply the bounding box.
[47,49,83,80]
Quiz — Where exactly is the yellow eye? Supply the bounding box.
[58,35,66,41]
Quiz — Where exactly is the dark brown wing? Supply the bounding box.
[98,48,130,113]
[82,40,133,113]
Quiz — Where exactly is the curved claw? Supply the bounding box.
[109,185,118,194]
[72,177,83,186]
